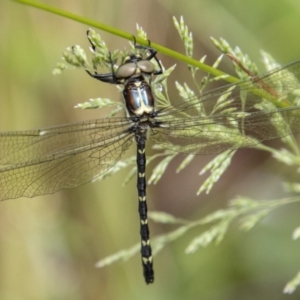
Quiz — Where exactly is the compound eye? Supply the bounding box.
[116,63,136,78]
[137,60,155,74]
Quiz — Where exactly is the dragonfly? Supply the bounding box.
[1,34,300,284]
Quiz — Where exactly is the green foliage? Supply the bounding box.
[284,271,300,294]
[53,17,300,293]
[94,196,299,269]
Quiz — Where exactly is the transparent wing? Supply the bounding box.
[0,118,134,200]
[152,60,300,154]
[152,107,300,154]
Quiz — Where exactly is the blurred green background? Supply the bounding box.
[1,0,300,299]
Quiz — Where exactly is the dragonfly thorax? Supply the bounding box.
[113,55,156,117]
[123,79,155,116]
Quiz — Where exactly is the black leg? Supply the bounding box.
[87,29,96,51]
[85,35,120,84]
[133,37,163,76]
